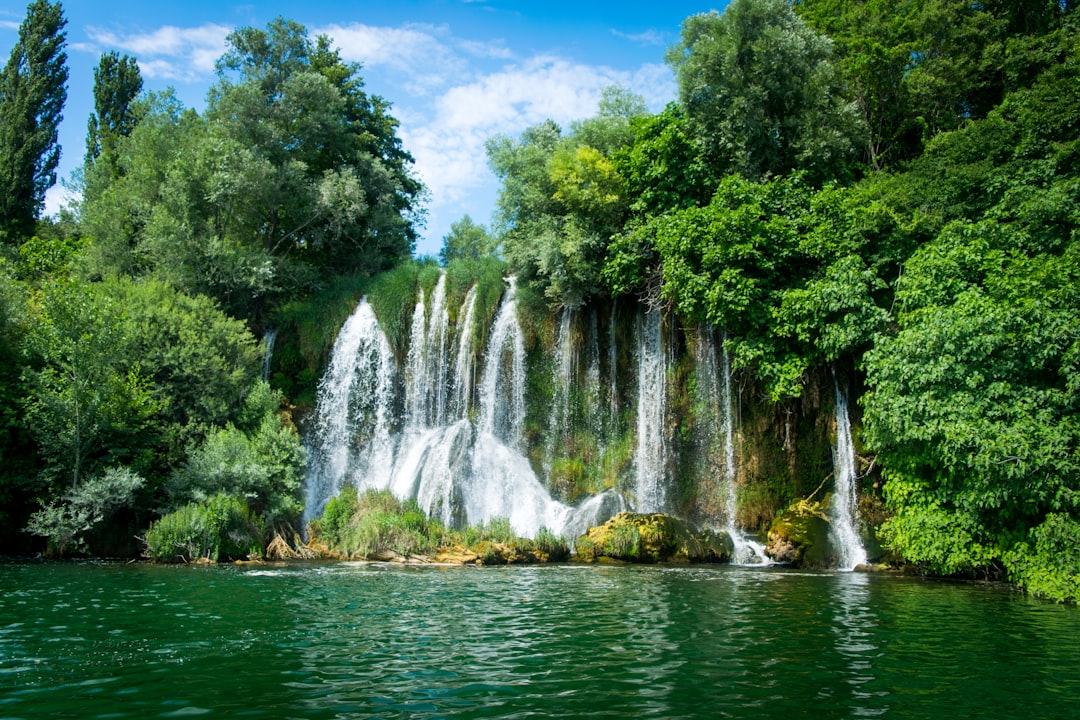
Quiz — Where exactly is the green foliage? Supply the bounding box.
[439,215,496,266]
[0,0,67,239]
[1005,514,1080,603]
[26,467,144,557]
[168,382,305,526]
[143,493,262,563]
[23,280,162,489]
[85,51,143,173]
[100,277,261,466]
[668,0,863,184]
[77,17,420,322]
[317,488,438,557]
[488,91,645,307]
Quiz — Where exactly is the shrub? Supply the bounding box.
[168,381,306,527]
[534,526,570,561]
[26,467,144,557]
[144,493,262,562]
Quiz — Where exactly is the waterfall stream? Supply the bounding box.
[303,276,617,540]
[830,374,868,570]
[634,308,668,513]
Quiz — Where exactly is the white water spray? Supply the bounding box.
[830,374,868,570]
[303,299,396,526]
[635,307,668,513]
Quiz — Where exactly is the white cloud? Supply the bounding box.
[316,22,467,95]
[43,184,80,218]
[402,56,676,214]
[1,20,20,31]
[86,23,231,81]
[611,29,668,47]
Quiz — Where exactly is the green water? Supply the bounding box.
[1,562,1078,719]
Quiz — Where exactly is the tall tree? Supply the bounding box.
[0,0,67,240]
[85,52,142,174]
[667,0,863,184]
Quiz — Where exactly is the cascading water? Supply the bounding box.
[830,373,868,570]
[608,303,619,428]
[478,277,527,449]
[260,328,278,383]
[634,307,668,513]
[451,284,477,420]
[303,299,396,527]
[695,328,770,564]
[546,309,576,477]
[304,275,618,541]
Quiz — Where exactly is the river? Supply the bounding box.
[1,561,1077,719]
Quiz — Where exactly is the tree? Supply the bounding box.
[0,0,67,240]
[85,51,143,174]
[23,280,160,491]
[667,0,863,184]
[439,215,495,266]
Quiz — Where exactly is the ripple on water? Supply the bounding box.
[1,562,1079,719]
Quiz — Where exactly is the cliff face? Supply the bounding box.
[303,274,881,551]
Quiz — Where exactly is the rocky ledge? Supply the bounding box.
[575,512,734,563]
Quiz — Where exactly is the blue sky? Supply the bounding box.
[1,0,727,256]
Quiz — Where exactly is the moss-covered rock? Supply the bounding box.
[576,512,734,563]
[765,496,834,567]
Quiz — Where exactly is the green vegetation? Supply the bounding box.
[311,488,570,563]
[0,8,420,558]
[0,0,1077,604]
[144,493,262,563]
[482,0,1079,598]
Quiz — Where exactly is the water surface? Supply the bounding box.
[2,562,1077,719]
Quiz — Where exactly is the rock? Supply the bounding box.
[766,496,834,568]
[576,512,734,563]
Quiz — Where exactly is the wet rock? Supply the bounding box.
[766,496,833,567]
[576,512,734,563]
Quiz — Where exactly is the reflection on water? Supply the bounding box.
[2,562,1079,719]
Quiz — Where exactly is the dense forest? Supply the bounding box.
[1,0,1078,602]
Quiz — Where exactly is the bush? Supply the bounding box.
[144,493,262,562]
[535,526,570,561]
[168,381,306,526]
[1005,514,1080,603]
[25,467,144,557]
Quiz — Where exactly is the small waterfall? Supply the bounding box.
[404,275,451,430]
[695,328,769,564]
[404,286,429,429]
[584,309,602,435]
[260,328,278,383]
[546,309,576,475]
[451,284,478,420]
[634,307,668,513]
[428,275,450,427]
[303,298,396,526]
[608,302,619,428]
[830,373,868,570]
[301,276,625,541]
[478,277,526,449]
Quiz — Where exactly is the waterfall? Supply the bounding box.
[404,285,428,429]
[830,374,868,570]
[260,328,278,383]
[451,284,478,420]
[694,328,769,564]
[634,307,668,513]
[584,309,602,435]
[478,277,526,450]
[303,298,396,527]
[404,275,451,430]
[302,275,620,541]
[546,308,576,475]
[608,302,619,428]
